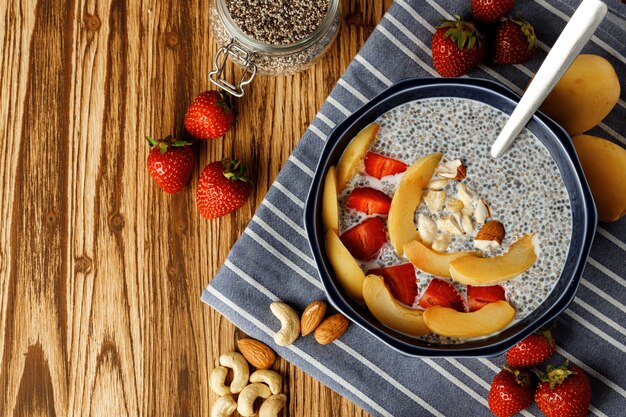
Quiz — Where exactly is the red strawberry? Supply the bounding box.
[432,17,485,77]
[184,90,235,139]
[506,329,555,368]
[418,278,466,312]
[492,17,537,64]
[146,135,194,194]
[488,367,535,417]
[472,0,515,23]
[535,364,591,417]
[196,158,252,219]
[467,285,506,312]
[364,152,407,179]
[368,264,418,305]
[346,187,392,215]
[340,217,387,260]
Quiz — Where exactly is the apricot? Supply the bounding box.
[540,54,620,135]
[325,230,366,301]
[449,234,537,285]
[336,123,380,191]
[388,153,443,255]
[404,239,480,278]
[423,300,515,338]
[322,166,339,231]
[573,135,626,222]
[362,275,430,337]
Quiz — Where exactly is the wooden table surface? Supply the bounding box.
[0,1,395,415]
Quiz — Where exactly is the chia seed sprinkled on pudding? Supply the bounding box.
[225,0,330,45]
[338,98,573,343]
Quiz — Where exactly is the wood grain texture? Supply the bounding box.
[0,0,394,416]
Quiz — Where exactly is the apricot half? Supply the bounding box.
[362,275,430,337]
[322,166,339,231]
[573,135,626,222]
[449,234,537,285]
[423,300,515,338]
[404,239,481,278]
[388,153,443,255]
[336,123,380,191]
[325,230,366,301]
[540,54,620,136]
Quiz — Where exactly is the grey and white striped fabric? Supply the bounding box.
[202,1,626,415]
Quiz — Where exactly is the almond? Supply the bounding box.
[300,300,327,336]
[314,313,350,345]
[436,159,467,180]
[237,338,276,370]
[475,220,505,249]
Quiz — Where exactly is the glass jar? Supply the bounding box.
[208,0,341,96]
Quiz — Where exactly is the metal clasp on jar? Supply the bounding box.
[209,39,257,97]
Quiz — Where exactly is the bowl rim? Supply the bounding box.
[304,77,597,358]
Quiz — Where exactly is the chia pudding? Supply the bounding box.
[337,97,573,343]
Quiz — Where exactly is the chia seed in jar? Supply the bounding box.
[208,0,341,93]
[225,0,330,45]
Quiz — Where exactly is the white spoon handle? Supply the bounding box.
[490,0,608,159]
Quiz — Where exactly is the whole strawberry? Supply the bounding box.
[184,90,235,139]
[488,367,535,417]
[472,0,515,23]
[535,364,591,417]
[146,135,194,194]
[196,158,252,219]
[493,17,537,64]
[432,17,485,77]
[506,329,555,368]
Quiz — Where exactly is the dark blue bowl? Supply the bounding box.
[304,78,597,357]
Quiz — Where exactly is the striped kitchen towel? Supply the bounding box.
[202,0,626,415]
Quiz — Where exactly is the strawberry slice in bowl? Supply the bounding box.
[346,187,392,215]
[467,285,506,312]
[364,152,407,179]
[368,263,417,306]
[340,217,387,260]
[418,278,466,312]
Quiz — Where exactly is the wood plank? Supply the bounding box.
[0,0,394,416]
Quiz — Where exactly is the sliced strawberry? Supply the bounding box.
[364,152,407,179]
[368,263,418,306]
[467,285,506,312]
[418,278,466,312]
[340,217,387,260]
[346,187,392,215]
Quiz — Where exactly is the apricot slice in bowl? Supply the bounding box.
[363,275,430,337]
[449,234,537,285]
[336,123,380,191]
[423,300,515,338]
[322,166,339,231]
[404,239,480,278]
[325,230,366,301]
[388,153,443,255]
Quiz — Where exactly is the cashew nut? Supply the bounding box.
[237,383,271,417]
[270,302,300,346]
[210,395,237,417]
[219,352,249,394]
[209,366,231,396]
[259,394,287,417]
[250,370,282,395]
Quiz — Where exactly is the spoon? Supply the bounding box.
[490,0,608,159]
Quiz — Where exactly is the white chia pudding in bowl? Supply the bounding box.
[324,97,573,344]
